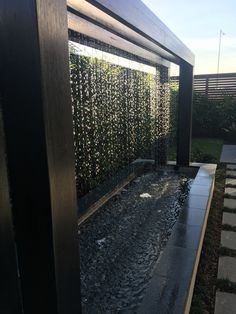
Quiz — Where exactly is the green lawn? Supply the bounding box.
[191,137,224,163]
[168,137,224,163]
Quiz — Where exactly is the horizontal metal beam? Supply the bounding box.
[67,0,194,65]
[68,11,170,67]
[70,0,194,65]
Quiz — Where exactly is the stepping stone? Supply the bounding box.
[220,145,236,164]
[226,178,236,186]
[226,170,236,178]
[223,212,236,227]
[215,292,236,314]
[227,164,236,170]
[225,187,236,197]
[221,231,236,250]
[218,256,236,282]
[224,199,236,210]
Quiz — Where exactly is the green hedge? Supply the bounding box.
[192,93,236,140]
[70,52,169,196]
[170,84,236,142]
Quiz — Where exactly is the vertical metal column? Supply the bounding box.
[0,101,23,314]
[156,65,170,166]
[177,61,194,166]
[0,0,81,313]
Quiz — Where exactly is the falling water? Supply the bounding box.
[69,32,170,197]
[68,31,188,312]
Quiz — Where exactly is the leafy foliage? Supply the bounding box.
[70,51,170,196]
[191,148,217,163]
[190,138,223,163]
[192,93,236,141]
[170,82,236,142]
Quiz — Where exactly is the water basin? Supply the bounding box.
[79,169,194,312]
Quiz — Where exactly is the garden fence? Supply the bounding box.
[171,72,236,100]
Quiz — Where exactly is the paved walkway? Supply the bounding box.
[220,145,236,164]
[215,163,236,314]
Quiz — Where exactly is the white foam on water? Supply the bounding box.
[140,193,152,198]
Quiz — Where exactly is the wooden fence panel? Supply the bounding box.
[171,73,236,100]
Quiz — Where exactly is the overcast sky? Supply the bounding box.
[141,0,236,75]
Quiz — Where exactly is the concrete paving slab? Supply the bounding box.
[226,178,236,186]
[218,256,236,282]
[226,170,236,178]
[215,292,236,314]
[196,164,217,178]
[227,164,236,170]
[224,199,236,210]
[223,212,236,227]
[220,145,236,164]
[221,231,236,250]
[225,187,236,197]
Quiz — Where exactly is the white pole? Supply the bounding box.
[217,29,225,88]
[217,30,222,74]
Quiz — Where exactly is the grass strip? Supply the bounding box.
[219,246,236,258]
[217,278,236,294]
[222,224,236,232]
[223,207,236,213]
[226,175,236,179]
[225,184,236,188]
[224,194,236,199]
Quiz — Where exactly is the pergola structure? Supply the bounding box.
[0,1,194,313]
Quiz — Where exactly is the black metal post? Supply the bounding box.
[156,65,169,166]
[177,61,193,166]
[0,101,23,314]
[0,1,81,313]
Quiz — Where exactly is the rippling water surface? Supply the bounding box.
[79,171,193,313]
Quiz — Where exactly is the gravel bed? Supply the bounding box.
[79,170,193,313]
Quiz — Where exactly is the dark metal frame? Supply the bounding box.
[0,0,194,312]
[0,0,81,313]
[0,102,23,314]
[68,0,194,65]
[177,62,194,166]
[67,0,194,167]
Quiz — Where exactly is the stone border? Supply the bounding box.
[138,163,216,314]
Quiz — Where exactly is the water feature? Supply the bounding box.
[79,169,193,312]
[69,31,187,313]
[69,32,170,198]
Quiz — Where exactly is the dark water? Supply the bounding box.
[79,171,193,313]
